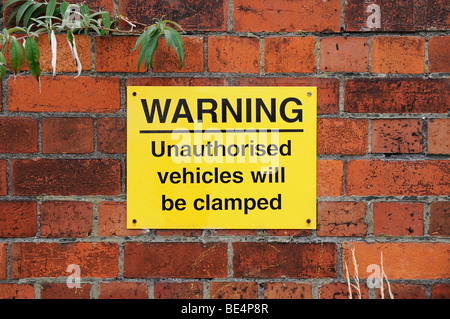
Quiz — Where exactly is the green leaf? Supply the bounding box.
[9,36,23,74]
[59,1,70,16]
[46,0,57,17]
[164,26,184,67]
[23,2,43,27]
[3,0,26,10]
[16,0,35,25]
[99,11,111,37]
[7,4,23,26]
[141,31,160,70]
[80,4,89,16]
[0,52,6,81]
[132,25,156,51]
[24,36,40,82]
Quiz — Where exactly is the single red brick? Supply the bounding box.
[427,119,450,154]
[40,201,92,238]
[319,282,369,299]
[10,242,119,279]
[431,284,450,299]
[210,282,258,299]
[97,117,126,154]
[0,284,35,299]
[98,202,146,237]
[41,283,92,299]
[346,160,449,196]
[373,202,424,236]
[99,282,148,299]
[320,37,369,72]
[317,202,367,237]
[344,0,450,31]
[118,0,227,31]
[264,37,316,73]
[207,36,260,73]
[8,76,121,113]
[39,34,91,73]
[95,36,145,72]
[154,282,203,299]
[42,118,94,154]
[0,201,37,237]
[153,37,204,73]
[342,242,449,279]
[317,160,343,197]
[375,283,426,299]
[429,36,450,73]
[0,118,38,153]
[372,37,425,74]
[371,119,423,154]
[234,0,340,32]
[234,77,339,114]
[11,159,122,196]
[429,202,450,237]
[124,243,228,278]
[264,283,312,299]
[0,243,6,280]
[233,243,336,278]
[126,77,229,87]
[317,119,368,155]
[345,78,449,113]
[0,160,6,195]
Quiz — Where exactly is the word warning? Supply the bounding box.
[127,87,317,229]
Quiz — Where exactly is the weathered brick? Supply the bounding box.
[344,0,450,31]
[317,202,367,237]
[118,0,227,31]
[373,202,424,236]
[0,284,35,299]
[233,243,336,278]
[207,36,260,73]
[372,37,425,74]
[124,243,228,278]
[97,117,126,154]
[264,283,312,299]
[432,284,450,299]
[95,36,145,72]
[317,119,368,155]
[235,77,339,114]
[429,202,450,237]
[371,119,423,154]
[153,37,204,73]
[41,283,92,299]
[0,201,37,237]
[428,119,450,154]
[98,202,146,237]
[0,118,38,153]
[155,229,203,237]
[40,201,92,238]
[234,0,341,32]
[264,37,316,73]
[342,242,449,279]
[320,37,369,72]
[375,283,426,299]
[210,282,258,299]
[346,160,449,196]
[42,118,94,154]
[8,76,121,113]
[345,78,449,113]
[154,282,203,299]
[11,242,119,279]
[99,282,148,299]
[12,159,122,196]
[126,77,229,87]
[0,243,6,280]
[0,160,7,196]
[429,36,450,73]
[317,160,343,197]
[318,282,369,299]
[39,34,91,73]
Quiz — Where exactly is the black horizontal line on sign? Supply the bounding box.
[139,129,304,134]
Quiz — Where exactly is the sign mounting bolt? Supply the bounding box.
[307,92,312,97]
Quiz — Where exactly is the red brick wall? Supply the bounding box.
[0,0,449,299]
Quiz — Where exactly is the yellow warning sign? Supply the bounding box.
[127,87,317,229]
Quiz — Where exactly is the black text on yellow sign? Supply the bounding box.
[127,87,317,229]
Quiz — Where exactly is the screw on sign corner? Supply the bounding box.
[306,219,311,224]
[132,92,137,96]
